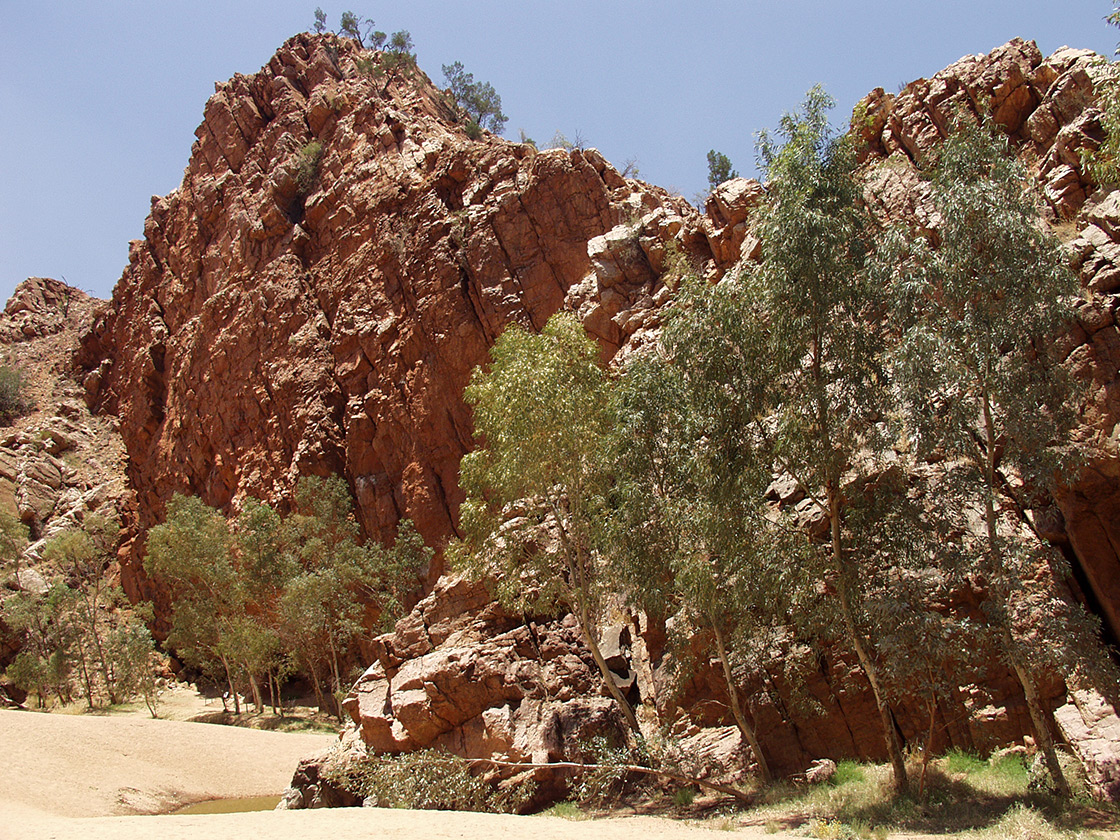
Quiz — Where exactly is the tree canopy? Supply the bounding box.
[442,61,508,136]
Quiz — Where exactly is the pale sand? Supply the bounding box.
[0,705,968,840]
[0,704,798,840]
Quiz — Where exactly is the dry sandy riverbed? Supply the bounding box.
[0,694,970,840]
[0,700,788,840]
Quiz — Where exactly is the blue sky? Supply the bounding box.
[1,1,1116,303]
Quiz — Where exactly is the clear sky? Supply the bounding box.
[1,1,1116,304]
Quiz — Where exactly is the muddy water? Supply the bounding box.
[172,795,282,814]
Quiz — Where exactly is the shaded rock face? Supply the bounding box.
[278,750,362,810]
[77,34,740,598]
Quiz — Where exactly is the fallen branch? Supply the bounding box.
[466,757,754,804]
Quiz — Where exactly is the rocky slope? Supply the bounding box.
[71,34,1120,796]
[0,277,131,677]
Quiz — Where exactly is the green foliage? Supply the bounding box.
[750,85,915,793]
[145,476,427,718]
[539,801,586,820]
[751,85,886,502]
[706,149,738,190]
[566,735,643,807]
[886,118,1080,492]
[106,613,160,717]
[943,749,987,776]
[296,140,324,197]
[333,748,536,813]
[831,761,867,787]
[609,300,805,781]
[442,61,508,135]
[455,312,638,731]
[463,120,483,141]
[313,7,326,34]
[1083,61,1120,187]
[354,56,375,77]
[338,11,376,48]
[2,584,78,706]
[0,508,28,586]
[145,495,242,700]
[1075,0,1120,186]
[456,313,613,617]
[0,514,160,712]
[672,786,697,807]
[882,118,1099,797]
[0,365,30,424]
[378,30,415,76]
[41,516,130,707]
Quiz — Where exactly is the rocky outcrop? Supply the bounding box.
[68,32,1120,799]
[76,34,742,601]
[0,278,130,673]
[856,39,1108,222]
[343,575,628,762]
[1055,687,1120,799]
[0,279,128,547]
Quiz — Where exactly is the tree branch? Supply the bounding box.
[465,757,754,804]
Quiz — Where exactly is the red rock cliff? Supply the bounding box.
[78,34,1120,794]
[77,34,742,594]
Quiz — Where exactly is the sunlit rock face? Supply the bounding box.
[77,31,1120,794]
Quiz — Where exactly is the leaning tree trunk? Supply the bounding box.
[712,621,773,783]
[552,500,641,735]
[981,395,1071,799]
[577,598,640,733]
[220,652,240,715]
[831,484,910,795]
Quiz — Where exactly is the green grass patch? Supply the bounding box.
[672,787,697,807]
[539,801,586,820]
[944,748,989,776]
[732,753,1118,839]
[830,761,867,787]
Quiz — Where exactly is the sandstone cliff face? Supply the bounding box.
[76,33,1120,794]
[77,34,745,596]
[329,38,1120,791]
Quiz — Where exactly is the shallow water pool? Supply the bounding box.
[172,795,282,815]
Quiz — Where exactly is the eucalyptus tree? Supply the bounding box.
[3,583,79,707]
[232,498,292,712]
[43,515,121,704]
[278,475,429,717]
[885,118,1092,797]
[455,312,639,732]
[0,509,27,588]
[746,85,910,791]
[442,61,508,135]
[609,345,794,782]
[145,494,247,712]
[706,150,738,190]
